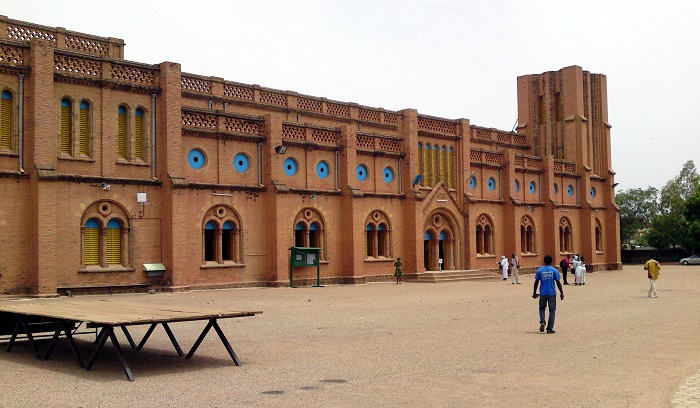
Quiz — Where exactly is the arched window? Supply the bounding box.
[83,218,100,265]
[309,222,321,248]
[81,202,130,269]
[1,90,12,150]
[204,221,217,262]
[476,214,494,255]
[60,99,72,154]
[365,211,392,259]
[520,216,536,254]
[202,206,243,264]
[595,219,603,252]
[293,208,327,260]
[79,101,90,156]
[559,218,573,253]
[118,105,127,158]
[106,219,122,264]
[135,108,144,161]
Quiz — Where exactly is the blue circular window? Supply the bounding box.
[567,185,574,197]
[383,167,394,183]
[188,149,206,169]
[554,183,559,195]
[283,158,298,176]
[529,181,536,194]
[590,187,596,199]
[515,180,520,193]
[233,153,249,173]
[356,165,368,181]
[488,177,496,191]
[469,177,476,190]
[316,161,330,179]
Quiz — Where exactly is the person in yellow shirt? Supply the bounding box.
[644,257,661,298]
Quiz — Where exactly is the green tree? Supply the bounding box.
[684,191,700,253]
[616,187,658,244]
[647,160,700,252]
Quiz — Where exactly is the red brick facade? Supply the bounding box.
[0,16,621,295]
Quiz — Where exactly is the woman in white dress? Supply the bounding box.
[573,255,583,285]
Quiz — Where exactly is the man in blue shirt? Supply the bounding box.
[533,255,565,334]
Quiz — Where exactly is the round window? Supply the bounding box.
[383,167,394,183]
[529,181,536,194]
[590,187,596,199]
[567,185,574,197]
[233,153,249,173]
[283,158,298,176]
[515,180,520,193]
[554,183,559,195]
[356,165,368,181]
[316,161,330,179]
[469,177,476,190]
[488,177,496,191]
[188,149,206,169]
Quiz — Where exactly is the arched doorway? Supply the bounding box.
[423,210,460,271]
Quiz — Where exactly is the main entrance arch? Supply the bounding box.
[423,210,461,271]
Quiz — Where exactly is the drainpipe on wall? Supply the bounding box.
[18,73,24,173]
[151,93,156,179]
[258,142,263,185]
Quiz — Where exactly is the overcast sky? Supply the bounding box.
[3,0,698,191]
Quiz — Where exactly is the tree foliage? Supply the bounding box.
[616,187,658,243]
[644,161,700,253]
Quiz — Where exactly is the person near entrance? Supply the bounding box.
[499,256,509,281]
[394,257,403,284]
[510,253,521,284]
[532,255,564,334]
[559,254,571,285]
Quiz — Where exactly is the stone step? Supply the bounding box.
[416,270,503,283]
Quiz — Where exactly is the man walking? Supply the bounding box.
[559,255,571,285]
[533,255,565,334]
[644,256,660,298]
[510,253,521,284]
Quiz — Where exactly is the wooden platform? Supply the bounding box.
[0,298,261,381]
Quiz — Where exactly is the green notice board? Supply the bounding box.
[288,247,322,287]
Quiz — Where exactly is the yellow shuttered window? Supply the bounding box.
[449,148,455,189]
[117,106,126,158]
[432,146,438,186]
[441,146,447,183]
[134,108,143,160]
[83,219,99,265]
[79,101,89,156]
[425,144,432,187]
[417,143,423,186]
[106,219,121,265]
[1,91,11,149]
[60,99,71,154]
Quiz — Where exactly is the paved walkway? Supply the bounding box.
[0,264,698,407]
[674,369,700,407]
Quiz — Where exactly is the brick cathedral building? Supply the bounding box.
[0,16,620,295]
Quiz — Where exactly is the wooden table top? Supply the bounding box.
[0,298,262,326]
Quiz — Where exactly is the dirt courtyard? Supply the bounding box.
[0,264,698,407]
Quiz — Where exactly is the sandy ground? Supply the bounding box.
[0,264,698,407]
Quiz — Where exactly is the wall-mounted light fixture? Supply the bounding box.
[275,145,287,154]
[101,183,110,191]
[612,183,619,188]
[527,205,535,212]
[213,192,233,197]
[310,194,316,200]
